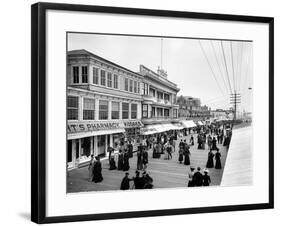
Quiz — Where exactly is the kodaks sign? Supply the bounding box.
[67,120,143,133]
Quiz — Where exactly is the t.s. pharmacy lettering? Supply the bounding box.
[67,120,143,133]
[67,122,120,133]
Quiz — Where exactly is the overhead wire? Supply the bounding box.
[198,40,226,97]
[210,40,231,95]
[220,41,233,94]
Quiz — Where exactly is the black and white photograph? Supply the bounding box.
[66,33,253,193]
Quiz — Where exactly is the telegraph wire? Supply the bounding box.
[199,40,226,97]
[230,41,236,92]
[220,41,233,94]
[210,41,231,95]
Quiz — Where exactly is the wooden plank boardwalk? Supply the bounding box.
[67,133,228,193]
[221,125,252,186]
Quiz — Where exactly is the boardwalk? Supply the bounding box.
[67,133,228,193]
[221,125,252,186]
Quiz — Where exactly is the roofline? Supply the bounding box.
[67,49,143,79]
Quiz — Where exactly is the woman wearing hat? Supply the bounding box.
[215,149,222,169]
[202,169,211,186]
[206,150,214,168]
[187,166,195,187]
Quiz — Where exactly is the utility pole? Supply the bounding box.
[230,92,241,122]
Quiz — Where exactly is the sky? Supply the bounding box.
[68,33,253,112]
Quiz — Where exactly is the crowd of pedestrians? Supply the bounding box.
[86,122,233,189]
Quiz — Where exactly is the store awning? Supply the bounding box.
[67,128,125,140]
[173,123,184,130]
[181,120,197,128]
[140,125,159,135]
[197,121,204,126]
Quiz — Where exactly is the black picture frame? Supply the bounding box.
[31,2,274,224]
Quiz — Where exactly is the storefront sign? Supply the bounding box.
[68,120,143,133]
[67,122,120,133]
[123,120,143,128]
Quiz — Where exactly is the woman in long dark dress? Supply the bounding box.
[142,150,148,170]
[178,147,184,164]
[137,145,143,170]
[211,137,217,151]
[92,157,103,183]
[109,155,117,170]
[190,135,194,146]
[128,142,133,158]
[202,170,211,186]
[215,149,222,169]
[123,151,130,171]
[117,151,124,171]
[183,144,190,165]
[206,150,214,168]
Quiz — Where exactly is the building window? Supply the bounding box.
[114,74,118,89]
[73,66,79,83]
[107,72,112,87]
[67,96,79,120]
[81,66,88,83]
[93,67,99,84]
[143,83,149,95]
[157,92,163,100]
[134,81,137,93]
[99,100,108,120]
[173,109,178,118]
[122,103,129,119]
[137,82,140,93]
[150,88,156,97]
[111,102,119,119]
[131,103,137,119]
[164,94,170,101]
[100,70,106,86]
[129,80,133,92]
[157,108,163,117]
[124,78,129,91]
[151,107,156,117]
[164,109,170,117]
[83,98,95,120]
[142,104,148,118]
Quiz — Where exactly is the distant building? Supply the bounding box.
[139,65,180,134]
[177,95,211,118]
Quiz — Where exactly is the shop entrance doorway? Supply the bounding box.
[97,135,106,157]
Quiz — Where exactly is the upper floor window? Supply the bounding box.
[131,103,137,119]
[114,74,118,89]
[164,94,170,101]
[111,102,119,119]
[99,100,108,120]
[137,82,140,94]
[73,66,79,83]
[83,98,95,120]
[142,104,148,118]
[124,78,129,91]
[100,70,106,86]
[81,66,88,83]
[122,103,129,119]
[129,80,133,92]
[150,88,156,97]
[107,72,112,88]
[134,81,137,93]
[67,96,79,120]
[143,83,149,95]
[157,92,163,100]
[93,67,99,84]
[173,109,178,118]
[164,109,170,117]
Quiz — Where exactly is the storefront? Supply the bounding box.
[67,120,143,170]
